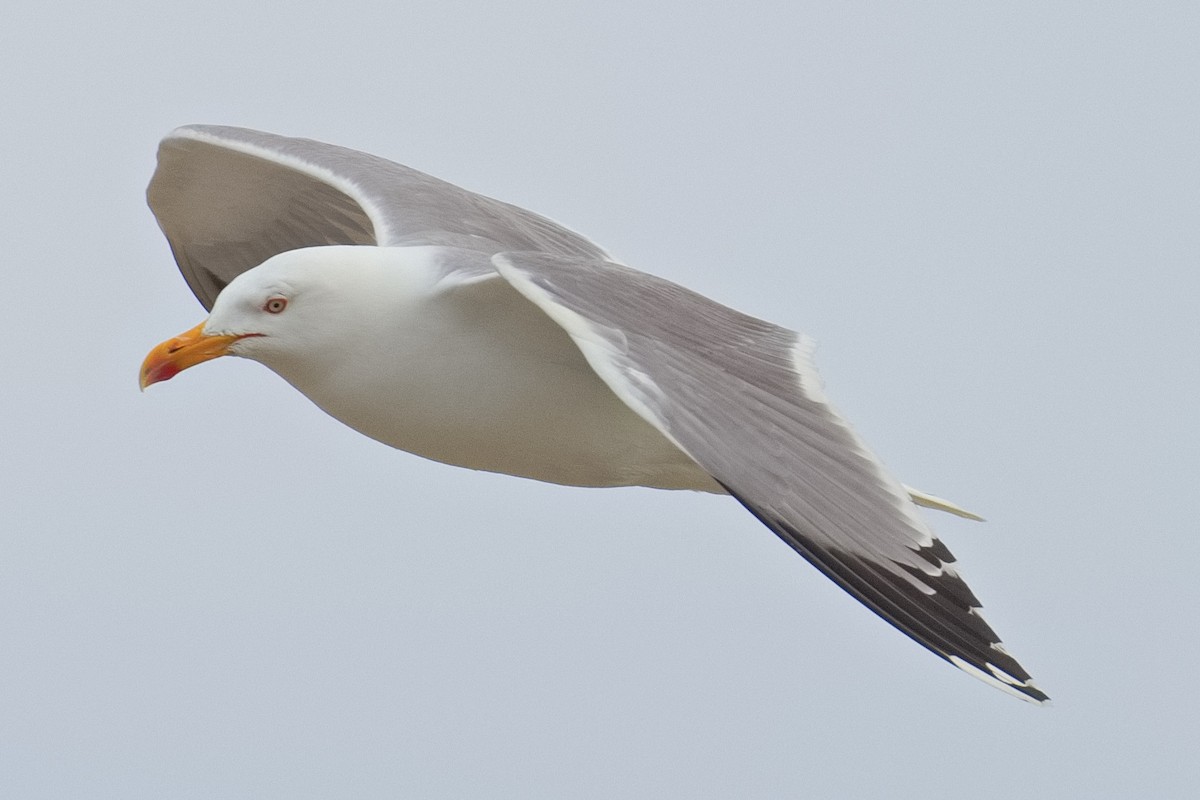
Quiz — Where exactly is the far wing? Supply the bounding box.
[493,252,1047,703]
[147,125,610,310]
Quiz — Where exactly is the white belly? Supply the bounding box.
[268,273,721,492]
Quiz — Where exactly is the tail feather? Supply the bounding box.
[905,486,985,522]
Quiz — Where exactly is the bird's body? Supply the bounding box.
[240,246,715,490]
[141,125,1047,703]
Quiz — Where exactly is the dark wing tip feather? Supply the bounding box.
[721,481,1049,704]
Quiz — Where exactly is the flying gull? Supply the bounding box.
[140,125,1047,703]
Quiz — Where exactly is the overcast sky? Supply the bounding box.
[2,2,1198,798]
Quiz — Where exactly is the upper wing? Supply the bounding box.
[146,125,610,310]
[493,252,1047,703]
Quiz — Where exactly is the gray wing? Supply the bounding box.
[494,252,1048,704]
[147,125,610,310]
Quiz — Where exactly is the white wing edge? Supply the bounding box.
[492,254,689,452]
[164,126,392,243]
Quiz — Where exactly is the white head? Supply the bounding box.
[140,245,440,388]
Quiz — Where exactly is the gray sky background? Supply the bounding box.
[2,2,1197,797]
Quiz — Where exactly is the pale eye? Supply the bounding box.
[264,297,288,314]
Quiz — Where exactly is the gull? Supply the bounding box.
[140,125,1047,703]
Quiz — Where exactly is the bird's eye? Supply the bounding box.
[264,297,288,314]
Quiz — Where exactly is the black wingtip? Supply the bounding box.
[718,480,1048,704]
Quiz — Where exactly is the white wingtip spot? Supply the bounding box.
[948,656,1047,705]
